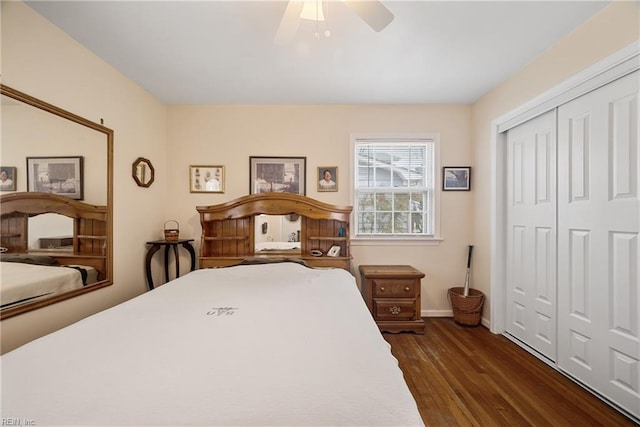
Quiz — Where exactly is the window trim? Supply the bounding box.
[349,133,442,243]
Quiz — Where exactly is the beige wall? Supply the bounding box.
[167,104,473,315]
[1,2,168,353]
[470,1,640,319]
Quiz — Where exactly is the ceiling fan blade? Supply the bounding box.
[274,0,303,45]
[343,0,394,32]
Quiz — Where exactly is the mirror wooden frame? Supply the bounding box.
[132,157,155,188]
[0,84,114,319]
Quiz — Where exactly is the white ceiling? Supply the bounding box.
[25,1,610,105]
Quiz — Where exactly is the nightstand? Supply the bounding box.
[359,265,425,334]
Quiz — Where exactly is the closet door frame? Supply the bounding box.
[490,41,640,335]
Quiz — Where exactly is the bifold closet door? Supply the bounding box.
[505,110,557,361]
[557,70,639,418]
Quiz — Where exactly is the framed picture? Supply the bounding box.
[443,166,471,191]
[27,156,83,199]
[317,166,338,192]
[0,166,17,191]
[190,165,224,193]
[250,156,306,195]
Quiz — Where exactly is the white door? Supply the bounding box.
[557,71,639,418]
[505,110,557,360]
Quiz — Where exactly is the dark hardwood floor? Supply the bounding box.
[384,318,637,426]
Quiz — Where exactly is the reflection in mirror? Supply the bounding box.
[29,214,73,250]
[132,157,155,188]
[254,215,301,254]
[0,85,113,320]
[2,95,107,204]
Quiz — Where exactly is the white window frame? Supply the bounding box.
[350,133,442,245]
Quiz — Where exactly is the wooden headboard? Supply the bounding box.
[197,193,352,270]
[0,192,109,279]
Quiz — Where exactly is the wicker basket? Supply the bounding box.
[164,220,180,242]
[448,287,485,326]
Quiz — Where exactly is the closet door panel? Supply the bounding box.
[506,110,557,360]
[557,71,639,418]
[611,93,638,199]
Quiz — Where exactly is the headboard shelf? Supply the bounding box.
[197,193,352,271]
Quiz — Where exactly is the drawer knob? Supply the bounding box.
[405,286,410,292]
[389,306,402,315]
[380,286,385,292]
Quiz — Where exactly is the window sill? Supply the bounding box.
[351,237,443,246]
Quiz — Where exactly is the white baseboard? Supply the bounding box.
[481,317,491,329]
[422,309,492,331]
[422,309,452,317]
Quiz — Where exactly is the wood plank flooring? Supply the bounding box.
[383,318,636,426]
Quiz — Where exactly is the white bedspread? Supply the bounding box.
[1,262,423,426]
[0,261,85,308]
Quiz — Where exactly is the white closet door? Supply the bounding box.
[557,71,639,418]
[506,110,557,360]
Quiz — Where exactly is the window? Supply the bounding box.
[353,136,437,238]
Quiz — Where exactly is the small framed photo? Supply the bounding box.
[0,166,17,191]
[27,156,83,199]
[443,166,471,191]
[190,165,224,193]
[317,166,338,192]
[250,156,306,195]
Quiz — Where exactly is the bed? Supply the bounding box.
[1,261,423,425]
[0,255,99,309]
[1,262,85,309]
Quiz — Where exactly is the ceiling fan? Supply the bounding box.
[274,0,394,45]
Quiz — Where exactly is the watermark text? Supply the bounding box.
[1,418,36,426]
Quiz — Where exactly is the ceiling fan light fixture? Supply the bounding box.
[300,0,325,22]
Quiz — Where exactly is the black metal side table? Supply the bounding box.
[145,239,196,290]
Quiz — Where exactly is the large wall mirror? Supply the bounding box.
[0,84,113,320]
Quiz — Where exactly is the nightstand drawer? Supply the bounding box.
[372,279,418,298]
[374,300,417,320]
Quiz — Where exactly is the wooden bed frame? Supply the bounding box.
[197,193,352,270]
[0,192,110,284]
